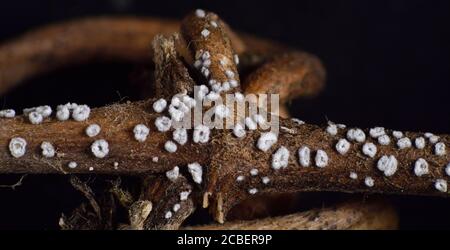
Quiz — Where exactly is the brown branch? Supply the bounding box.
[185,199,398,230]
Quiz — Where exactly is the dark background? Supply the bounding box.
[0,0,449,229]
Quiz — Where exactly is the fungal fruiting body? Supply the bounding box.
[155,116,172,132]
[245,117,257,130]
[28,112,43,124]
[40,141,55,158]
[378,135,391,145]
[250,168,259,176]
[133,124,150,142]
[188,162,203,184]
[347,128,366,143]
[446,163,450,177]
[435,179,448,193]
[272,146,290,170]
[165,211,173,219]
[414,158,429,177]
[173,128,188,145]
[236,175,245,182]
[153,98,167,113]
[180,191,191,201]
[72,105,90,121]
[164,141,178,153]
[435,142,446,156]
[214,104,230,119]
[298,146,311,167]
[193,125,210,143]
[326,123,338,136]
[377,155,398,177]
[397,137,412,149]
[173,204,181,212]
[392,131,403,139]
[0,109,15,118]
[68,162,78,169]
[315,150,329,168]
[232,123,246,138]
[166,166,180,182]
[415,137,426,149]
[349,172,358,180]
[362,143,377,158]
[248,188,258,195]
[9,137,27,158]
[365,177,375,187]
[257,132,278,152]
[262,177,270,184]
[91,139,109,158]
[56,105,70,121]
[85,124,101,137]
[336,139,350,155]
[369,127,385,138]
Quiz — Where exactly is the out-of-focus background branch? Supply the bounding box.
[0,0,449,229]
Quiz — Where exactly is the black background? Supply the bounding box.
[0,0,449,229]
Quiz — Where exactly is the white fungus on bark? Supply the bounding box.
[41,141,55,158]
[72,105,90,121]
[262,177,270,185]
[232,123,246,138]
[152,157,159,163]
[346,128,366,143]
[155,116,172,132]
[248,188,258,195]
[236,175,245,182]
[364,177,375,187]
[173,204,181,212]
[9,137,27,158]
[315,150,329,168]
[414,158,429,177]
[429,135,439,144]
[28,112,43,124]
[85,124,101,137]
[153,98,167,113]
[336,139,351,155]
[362,142,377,158]
[193,125,210,143]
[188,162,203,184]
[392,131,404,139]
[435,179,448,193]
[245,117,257,130]
[376,155,398,177]
[195,9,206,18]
[445,163,450,177]
[164,140,178,153]
[180,190,191,201]
[0,109,15,118]
[133,124,150,142]
[378,135,391,145]
[166,166,180,182]
[326,124,338,136]
[201,29,210,38]
[298,146,311,167]
[250,169,259,176]
[68,162,77,169]
[257,132,278,152]
[415,137,426,149]
[173,128,188,145]
[397,137,412,149]
[369,127,385,138]
[56,105,70,121]
[435,142,446,156]
[165,211,173,219]
[272,146,290,170]
[214,104,230,119]
[349,172,358,180]
[91,139,109,158]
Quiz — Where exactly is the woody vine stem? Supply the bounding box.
[0,10,449,229]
